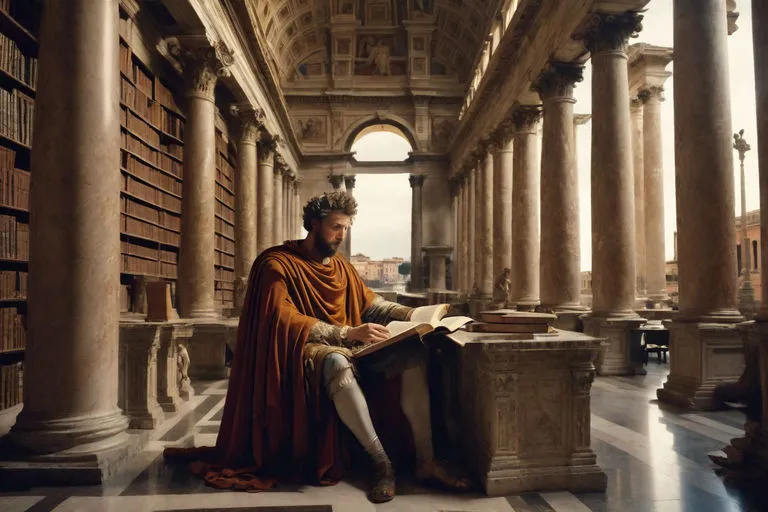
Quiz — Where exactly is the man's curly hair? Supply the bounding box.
[302,190,358,232]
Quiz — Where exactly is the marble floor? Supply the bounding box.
[1,363,766,512]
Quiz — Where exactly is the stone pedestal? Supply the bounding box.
[583,316,646,376]
[423,245,452,291]
[457,330,606,495]
[118,324,164,429]
[157,323,192,412]
[186,319,239,380]
[657,322,745,410]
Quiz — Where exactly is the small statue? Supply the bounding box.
[177,341,193,400]
[492,268,512,307]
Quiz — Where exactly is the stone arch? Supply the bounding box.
[342,114,420,153]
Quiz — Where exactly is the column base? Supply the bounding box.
[483,456,607,496]
[0,429,146,487]
[549,307,589,332]
[657,321,745,410]
[582,315,646,376]
[183,308,220,320]
[514,300,539,312]
[468,294,493,318]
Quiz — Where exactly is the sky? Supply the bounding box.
[349,0,760,270]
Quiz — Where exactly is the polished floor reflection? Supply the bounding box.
[1,363,766,512]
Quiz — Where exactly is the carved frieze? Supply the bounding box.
[295,116,329,144]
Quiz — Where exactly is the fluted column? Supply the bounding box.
[492,126,514,288]
[657,0,744,409]
[231,106,262,310]
[344,175,356,257]
[273,157,284,246]
[479,150,494,298]
[533,62,584,311]
[256,139,275,253]
[642,85,670,302]
[410,174,425,291]
[9,0,131,465]
[510,106,542,309]
[177,39,233,319]
[630,97,646,303]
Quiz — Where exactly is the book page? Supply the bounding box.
[435,315,473,332]
[410,303,449,323]
[385,320,422,338]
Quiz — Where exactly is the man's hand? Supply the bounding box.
[347,323,391,344]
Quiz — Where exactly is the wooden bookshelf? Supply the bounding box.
[215,128,236,309]
[118,24,185,312]
[0,0,37,412]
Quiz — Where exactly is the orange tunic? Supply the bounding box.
[164,241,378,491]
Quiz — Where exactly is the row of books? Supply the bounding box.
[215,267,234,282]
[0,214,27,260]
[122,174,182,213]
[122,131,184,179]
[160,248,178,264]
[0,0,41,33]
[121,213,181,247]
[121,107,183,163]
[0,147,28,211]
[215,181,234,203]
[120,79,184,140]
[0,33,37,89]
[216,235,235,254]
[0,87,33,146]
[216,251,234,269]
[124,197,181,232]
[122,254,178,277]
[215,217,235,239]
[0,362,22,410]
[215,201,235,224]
[0,269,26,298]
[121,239,159,261]
[465,310,557,334]
[123,149,183,197]
[0,305,25,352]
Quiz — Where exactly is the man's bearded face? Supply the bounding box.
[314,211,351,257]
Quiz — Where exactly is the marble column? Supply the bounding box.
[492,127,514,290]
[533,62,585,314]
[642,85,671,303]
[410,174,425,291]
[282,173,290,242]
[273,157,284,246]
[256,139,276,253]
[658,0,744,409]
[344,175,356,257]
[582,13,645,375]
[479,150,494,299]
[461,174,471,294]
[293,180,301,237]
[231,106,262,310]
[630,97,647,304]
[510,106,542,309]
[465,168,478,296]
[7,0,132,477]
[176,39,233,319]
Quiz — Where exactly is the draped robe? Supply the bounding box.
[164,241,384,491]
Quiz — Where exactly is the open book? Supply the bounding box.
[352,303,473,359]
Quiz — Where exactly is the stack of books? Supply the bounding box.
[466,310,557,334]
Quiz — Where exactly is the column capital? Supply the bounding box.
[409,174,426,188]
[230,104,265,144]
[274,154,289,175]
[638,85,666,103]
[509,105,542,132]
[344,175,356,189]
[630,97,644,111]
[581,11,644,54]
[491,119,516,148]
[531,62,583,101]
[328,173,345,189]
[166,36,235,102]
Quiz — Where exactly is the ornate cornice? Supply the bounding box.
[285,95,464,106]
[580,12,644,54]
[409,174,426,188]
[230,104,265,144]
[166,36,235,102]
[531,62,583,101]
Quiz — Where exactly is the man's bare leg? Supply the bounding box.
[324,354,395,503]
[400,364,471,491]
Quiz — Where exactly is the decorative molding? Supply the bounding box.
[637,86,665,103]
[509,105,542,131]
[409,174,426,188]
[165,36,235,101]
[531,62,583,100]
[230,104,266,143]
[579,11,644,54]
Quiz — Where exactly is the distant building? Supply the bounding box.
[350,253,407,287]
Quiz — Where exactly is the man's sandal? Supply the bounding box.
[368,457,396,503]
[415,458,472,492]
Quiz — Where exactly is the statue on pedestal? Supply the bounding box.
[492,268,511,308]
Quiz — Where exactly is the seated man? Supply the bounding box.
[166,191,468,502]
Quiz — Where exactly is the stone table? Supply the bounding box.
[453,329,607,495]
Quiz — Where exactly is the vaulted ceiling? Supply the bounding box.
[245,0,501,86]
